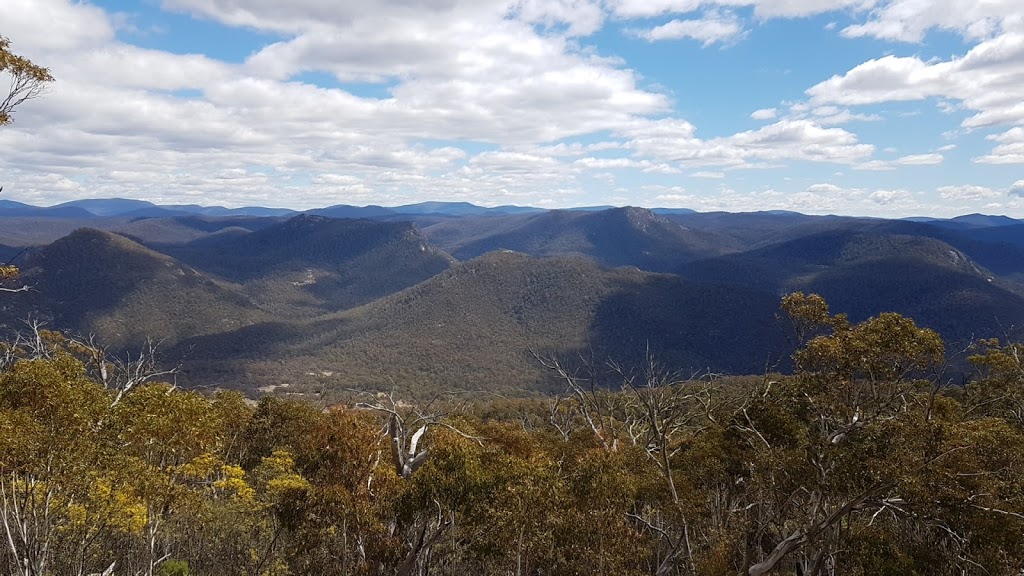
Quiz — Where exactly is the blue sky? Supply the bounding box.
[2,0,1023,216]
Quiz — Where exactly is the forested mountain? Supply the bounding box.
[9,228,266,348]
[5,200,1024,574]
[2,201,1023,396]
[422,207,741,271]
[162,215,455,315]
[679,229,1024,344]
[170,251,784,392]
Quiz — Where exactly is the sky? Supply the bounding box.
[2,0,1024,217]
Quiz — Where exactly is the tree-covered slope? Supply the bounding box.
[163,215,456,315]
[424,207,741,272]
[173,251,785,392]
[4,228,266,348]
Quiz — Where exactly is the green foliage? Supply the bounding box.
[157,559,189,576]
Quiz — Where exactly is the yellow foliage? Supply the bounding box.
[179,452,223,480]
[256,450,310,500]
[214,464,255,501]
[61,475,147,536]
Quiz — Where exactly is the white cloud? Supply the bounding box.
[619,118,874,169]
[4,0,1022,213]
[808,32,1024,125]
[573,157,641,169]
[608,0,870,19]
[639,182,945,217]
[869,189,912,205]
[975,127,1024,164]
[807,183,843,193]
[840,0,1023,43]
[1,0,679,208]
[2,0,114,53]
[807,31,1024,162]
[853,160,896,171]
[1009,180,1024,197]
[654,188,697,206]
[631,10,746,46]
[608,0,703,18]
[937,185,1001,200]
[896,153,944,165]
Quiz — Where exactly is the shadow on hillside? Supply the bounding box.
[172,316,351,361]
[17,231,179,326]
[0,243,23,265]
[804,257,1024,345]
[169,315,353,387]
[580,275,792,378]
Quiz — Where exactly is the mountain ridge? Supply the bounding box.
[3,206,1023,396]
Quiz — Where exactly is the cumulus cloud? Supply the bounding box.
[1009,180,1024,197]
[639,182,941,217]
[870,189,912,205]
[618,118,874,169]
[840,0,1023,43]
[807,31,1024,162]
[896,153,944,165]
[630,10,745,46]
[807,183,843,193]
[938,185,1001,200]
[975,127,1024,164]
[3,0,1022,213]
[608,0,869,19]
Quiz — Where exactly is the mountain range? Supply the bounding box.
[2,198,1022,397]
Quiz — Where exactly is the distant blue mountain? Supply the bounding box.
[55,198,160,216]
[487,205,546,215]
[0,199,95,218]
[905,213,1022,230]
[306,205,397,218]
[4,198,1022,227]
[565,205,617,212]
[166,204,297,217]
[391,202,490,215]
[947,214,1022,228]
[391,202,550,216]
[0,200,30,210]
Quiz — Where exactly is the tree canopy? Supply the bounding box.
[0,35,53,126]
[1,295,1024,575]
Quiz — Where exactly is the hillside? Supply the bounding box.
[2,204,1023,396]
[660,211,855,249]
[0,200,94,219]
[423,207,741,272]
[172,251,785,393]
[679,230,1024,344]
[163,215,455,315]
[2,228,266,349]
[113,214,287,246]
